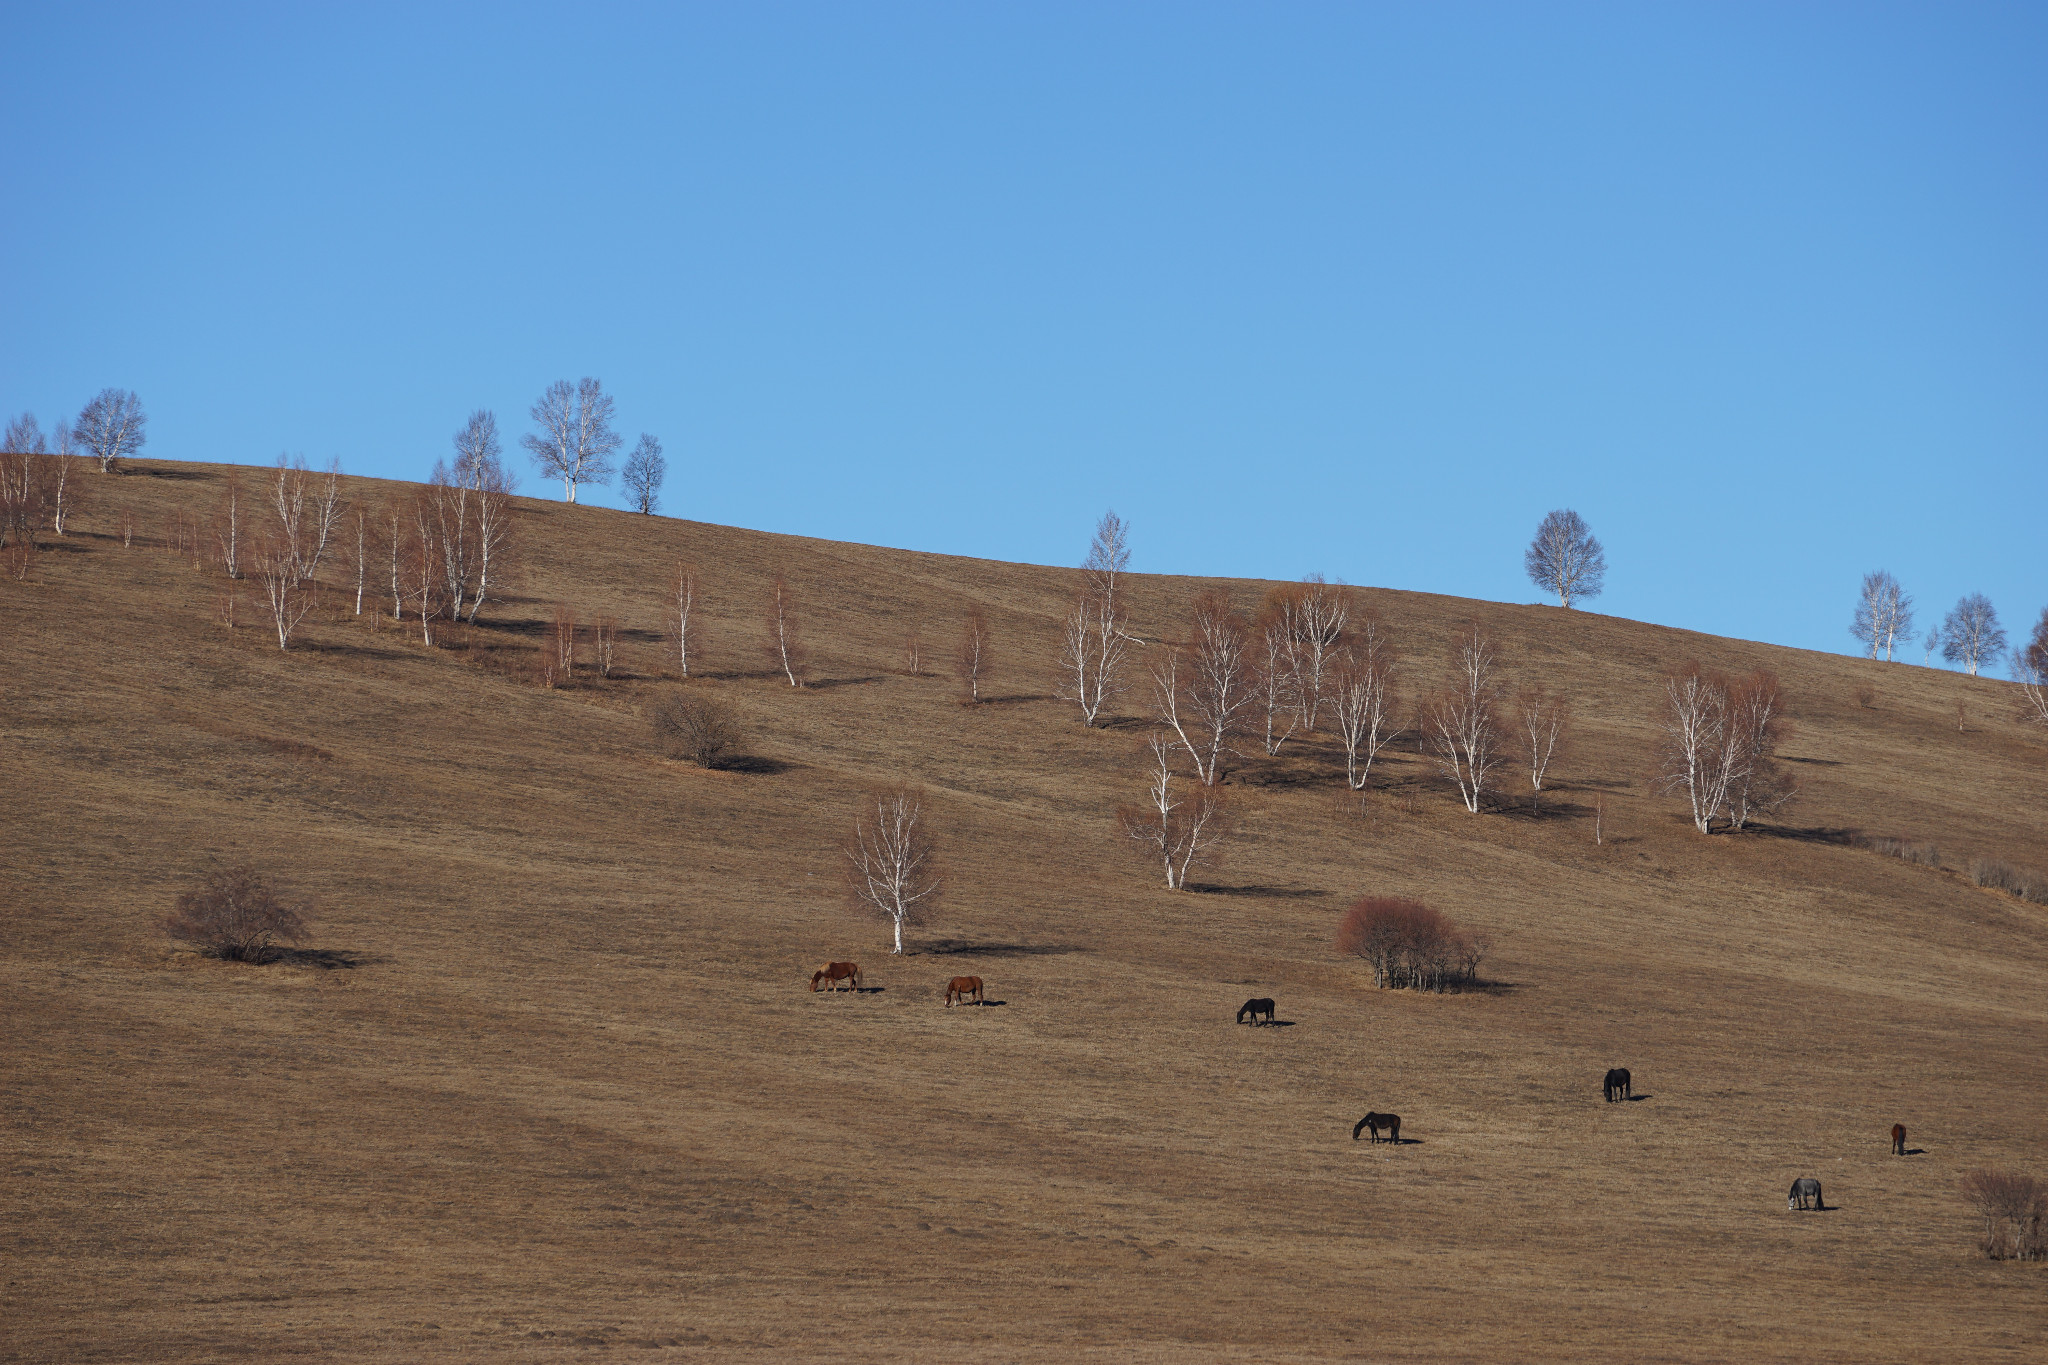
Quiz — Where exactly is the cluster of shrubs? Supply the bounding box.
[649,691,742,768]
[160,864,309,963]
[1334,896,1489,993]
[1856,834,1941,867]
[1961,1170,2047,1261]
[1968,857,2046,903]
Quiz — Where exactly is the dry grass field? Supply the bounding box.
[4,461,2046,1362]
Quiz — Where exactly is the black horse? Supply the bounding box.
[1603,1067,1632,1102]
[1352,1112,1401,1144]
[1236,997,1276,1025]
[1787,1177,1825,1211]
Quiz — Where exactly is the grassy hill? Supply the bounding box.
[4,460,2045,1362]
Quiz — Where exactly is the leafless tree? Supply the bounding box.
[550,604,580,679]
[1056,589,1132,727]
[670,562,700,676]
[382,500,409,623]
[0,445,52,555]
[1941,594,2006,676]
[306,459,343,578]
[268,455,310,580]
[1285,577,1350,730]
[405,496,451,645]
[211,476,247,579]
[1959,1170,2047,1261]
[956,606,992,703]
[621,433,664,514]
[1117,733,1231,889]
[765,572,808,686]
[1253,607,1299,755]
[650,690,741,767]
[160,863,309,963]
[1151,590,1255,784]
[48,423,83,536]
[253,534,316,650]
[73,388,147,473]
[344,504,373,614]
[2016,608,2048,729]
[1724,670,1795,830]
[1511,687,1570,811]
[1327,612,1400,790]
[3,412,45,456]
[843,784,943,954]
[1083,510,1132,623]
[903,625,925,677]
[1417,621,1509,812]
[1524,509,1606,607]
[592,615,619,677]
[1850,570,1914,661]
[1592,792,1607,845]
[521,377,621,503]
[466,460,514,623]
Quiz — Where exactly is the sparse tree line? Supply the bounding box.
[2,391,147,578]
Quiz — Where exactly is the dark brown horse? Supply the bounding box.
[810,961,861,992]
[1236,997,1276,1025]
[945,976,985,1006]
[1891,1123,1907,1155]
[1603,1068,1632,1102]
[1352,1112,1401,1144]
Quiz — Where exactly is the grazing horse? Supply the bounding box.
[1236,997,1276,1025]
[810,961,861,992]
[1352,1112,1402,1144]
[1891,1123,1907,1155]
[1787,1178,1825,1211]
[1603,1068,1632,1102]
[945,976,985,1007]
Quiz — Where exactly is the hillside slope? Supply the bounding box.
[4,461,2045,1362]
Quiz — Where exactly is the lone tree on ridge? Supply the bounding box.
[1524,509,1605,608]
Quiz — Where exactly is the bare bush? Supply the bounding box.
[1151,590,1254,784]
[1969,857,2046,903]
[1856,834,1940,867]
[765,572,807,686]
[1334,895,1490,992]
[844,785,943,954]
[650,690,741,768]
[161,863,309,963]
[1417,621,1509,813]
[1959,1170,2047,1261]
[1524,509,1605,607]
[956,606,992,703]
[1117,733,1231,889]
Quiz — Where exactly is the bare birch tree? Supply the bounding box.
[521,377,621,503]
[1056,589,1132,726]
[211,476,247,579]
[1150,591,1255,785]
[621,433,664,514]
[1285,577,1350,731]
[344,504,373,615]
[1724,670,1795,830]
[1524,509,1606,607]
[1511,687,1570,811]
[2016,609,2048,729]
[253,535,315,650]
[1328,613,1400,791]
[1417,621,1509,813]
[1941,594,2006,676]
[73,388,147,473]
[1653,663,1795,834]
[1253,607,1299,755]
[1117,733,1231,889]
[466,461,514,623]
[1083,510,1132,623]
[670,562,700,677]
[956,606,992,703]
[766,572,808,686]
[1850,570,1914,661]
[48,422,82,536]
[269,456,310,581]
[844,785,943,954]
[305,459,344,579]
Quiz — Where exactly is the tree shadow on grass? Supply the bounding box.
[132,465,214,481]
[712,754,798,776]
[1185,883,1328,899]
[807,674,887,691]
[978,693,1056,706]
[277,948,376,970]
[916,939,1080,957]
[1756,824,1860,847]
[294,642,414,662]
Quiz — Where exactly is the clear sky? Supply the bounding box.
[5,2,2042,661]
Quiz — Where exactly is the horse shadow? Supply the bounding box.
[1624,1093,1654,1103]
[954,999,1008,1008]
[1902,1147,1929,1156]
[1243,1019,1298,1028]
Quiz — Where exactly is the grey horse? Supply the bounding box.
[1787,1177,1825,1211]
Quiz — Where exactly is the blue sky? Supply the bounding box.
[4,2,2042,660]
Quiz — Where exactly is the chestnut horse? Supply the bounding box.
[810,961,861,992]
[945,976,985,1007]
[1352,1112,1402,1144]
[1891,1123,1907,1156]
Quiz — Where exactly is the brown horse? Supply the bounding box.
[810,961,861,992]
[945,976,985,1007]
[1891,1123,1907,1155]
